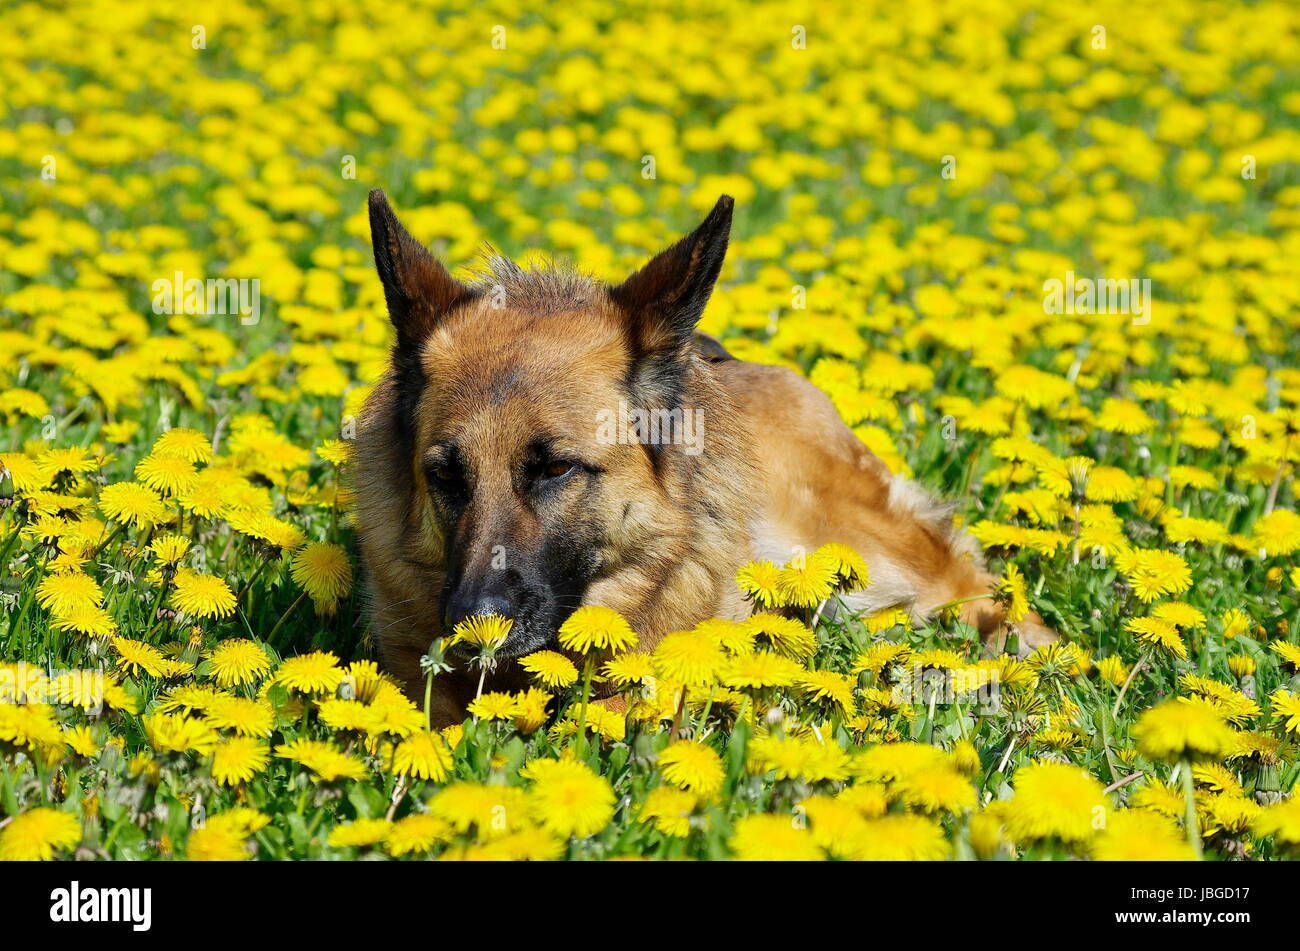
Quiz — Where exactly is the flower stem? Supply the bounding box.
[10,550,51,658]
[91,522,126,560]
[1111,655,1147,718]
[574,655,594,758]
[424,669,434,732]
[1179,758,1203,858]
[265,590,308,648]
[236,556,273,604]
[0,521,23,574]
[695,686,716,739]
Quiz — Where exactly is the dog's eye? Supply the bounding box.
[541,460,575,480]
[427,463,462,491]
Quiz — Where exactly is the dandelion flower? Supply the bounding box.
[290,541,352,615]
[207,638,272,688]
[35,572,103,614]
[797,669,857,712]
[1002,761,1108,844]
[1220,609,1251,639]
[1125,616,1187,660]
[1253,797,1300,846]
[1226,654,1255,679]
[392,730,454,781]
[0,808,81,861]
[1153,601,1206,629]
[276,651,344,694]
[519,650,579,689]
[171,569,236,619]
[998,564,1030,623]
[523,758,615,839]
[849,814,952,860]
[428,783,528,835]
[448,614,513,651]
[513,687,553,734]
[203,694,274,737]
[110,636,170,678]
[1092,810,1196,861]
[98,481,170,528]
[1132,698,1235,761]
[602,651,655,687]
[211,737,270,785]
[467,691,522,721]
[556,605,637,654]
[385,814,452,856]
[745,612,816,659]
[1271,641,1300,672]
[729,814,823,861]
[152,427,213,463]
[652,629,725,684]
[658,740,725,797]
[328,819,392,849]
[274,739,366,782]
[816,543,871,592]
[148,533,191,565]
[735,559,783,607]
[721,651,803,690]
[639,787,697,837]
[1115,549,1192,602]
[1269,690,1300,734]
[135,452,199,496]
[142,712,220,756]
[776,552,838,608]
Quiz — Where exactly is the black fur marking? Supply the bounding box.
[486,365,523,404]
[390,341,428,453]
[367,189,481,456]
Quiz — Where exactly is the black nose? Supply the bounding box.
[443,587,512,632]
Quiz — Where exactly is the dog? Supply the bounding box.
[352,189,1057,725]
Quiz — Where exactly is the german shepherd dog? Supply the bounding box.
[354,189,1057,725]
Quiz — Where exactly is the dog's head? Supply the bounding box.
[366,189,733,659]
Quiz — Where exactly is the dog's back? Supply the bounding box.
[716,357,1056,647]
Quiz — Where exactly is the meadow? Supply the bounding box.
[1,0,1300,861]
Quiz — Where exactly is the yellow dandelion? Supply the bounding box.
[171,569,236,619]
[735,559,783,607]
[206,638,272,688]
[0,808,81,861]
[556,605,638,654]
[658,740,725,797]
[289,541,352,615]
[519,650,579,689]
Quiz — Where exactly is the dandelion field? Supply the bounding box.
[2,0,1300,864]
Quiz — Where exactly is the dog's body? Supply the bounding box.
[354,190,1055,725]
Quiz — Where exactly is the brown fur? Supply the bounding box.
[353,191,1055,725]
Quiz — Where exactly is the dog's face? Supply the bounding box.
[366,190,733,659]
[416,302,637,659]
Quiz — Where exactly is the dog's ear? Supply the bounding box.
[610,195,733,360]
[368,188,470,347]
